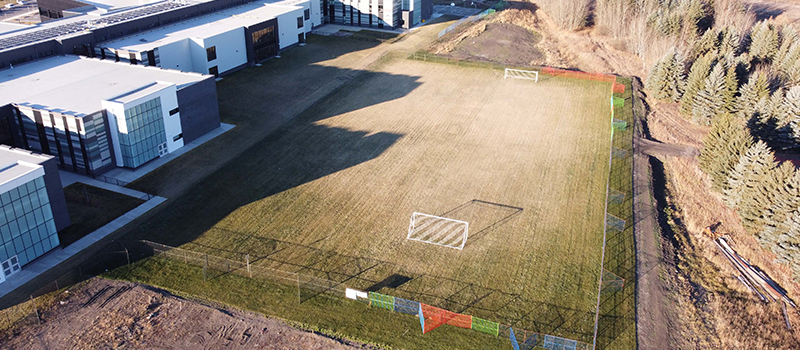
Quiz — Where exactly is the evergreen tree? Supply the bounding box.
[762,165,800,239]
[692,63,728,125]
[749,21,780,62]
[759,208,800,281]
[699,114,754,191]
[724,141,775,209]
[683,0,711,42]
[740,160,793,234]
[691,28,720,59]
[737,73,771,120]
[646,49,685,101]
[681,53,716,116]
[776,43,800,85]
[722,58,740,112]
[720,28,741,57]
[786,87,800,145]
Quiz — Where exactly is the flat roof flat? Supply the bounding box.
[0,0,200,52]
[0,55,209,116]
[0,22,31,36]
[72,0,164,11]
[101,0,301,52]
[0,145,50,192]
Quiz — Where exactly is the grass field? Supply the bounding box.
[117,53,617,346]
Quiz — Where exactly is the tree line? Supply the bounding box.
[642,6,800,279]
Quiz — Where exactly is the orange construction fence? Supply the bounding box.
[421,304,473,333]
[541,66,625,94]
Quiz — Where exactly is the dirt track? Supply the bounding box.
[0,278,374,350]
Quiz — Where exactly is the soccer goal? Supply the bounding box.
[407,212,469,250]
[504,68,539,82]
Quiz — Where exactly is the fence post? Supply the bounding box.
[246,254,251,278]
[203,254,208,281]
[29,295,40,323]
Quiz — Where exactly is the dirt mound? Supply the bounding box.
[0,278,376,350]
[446,22,545,66]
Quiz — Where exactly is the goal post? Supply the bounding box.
[504,68,539,82]
[407,212,469,250]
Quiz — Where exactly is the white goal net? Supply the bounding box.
[504,68,539,82]
[407,212,469,250]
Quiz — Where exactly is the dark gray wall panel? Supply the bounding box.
[176,77,220,144]
[40,155,71,232]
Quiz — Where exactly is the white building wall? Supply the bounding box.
[101,84,184,167]
[275,6,305,49]
[199,27,248,74]
[309,0,321,27]
[189,38,209,75]
[100,100,126,167]
[157,39,194,73]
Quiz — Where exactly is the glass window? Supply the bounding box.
[20,195,31,214]
[18,217,28,233]
[297,16,304,28]
[118,98,167,168]
[0,226,11,242]
[21,234,31,249]
[304,8,310,20]
[38,189,49,205]
[206,46,216,61]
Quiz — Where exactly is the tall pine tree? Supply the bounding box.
[749,21,780,62]
[724,141,775,209]
[681,53,716,116]
[646,49,685,101]
[698,114,754,191]
[761,165,800,239]
[759,208,800,281]
[740,160,793,234]
[692,63,728,125]
[786,87,800,146]
[737,72,771,120]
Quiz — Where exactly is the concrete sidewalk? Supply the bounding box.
[0,195,166,300]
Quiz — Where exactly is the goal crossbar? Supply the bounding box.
[407,212,469,250]
[504,68,539,82]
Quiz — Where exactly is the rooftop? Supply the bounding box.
[69,0,165,11]
[0,0,194,52]
[0,22,31,36]
[101,0,302,52]
[0,145,50,192]
[0,55,209,116]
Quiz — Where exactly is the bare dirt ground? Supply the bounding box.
[0,278,375,350]
[445,22,545,66]
[745,0,800,24]
[428,1,643,76]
